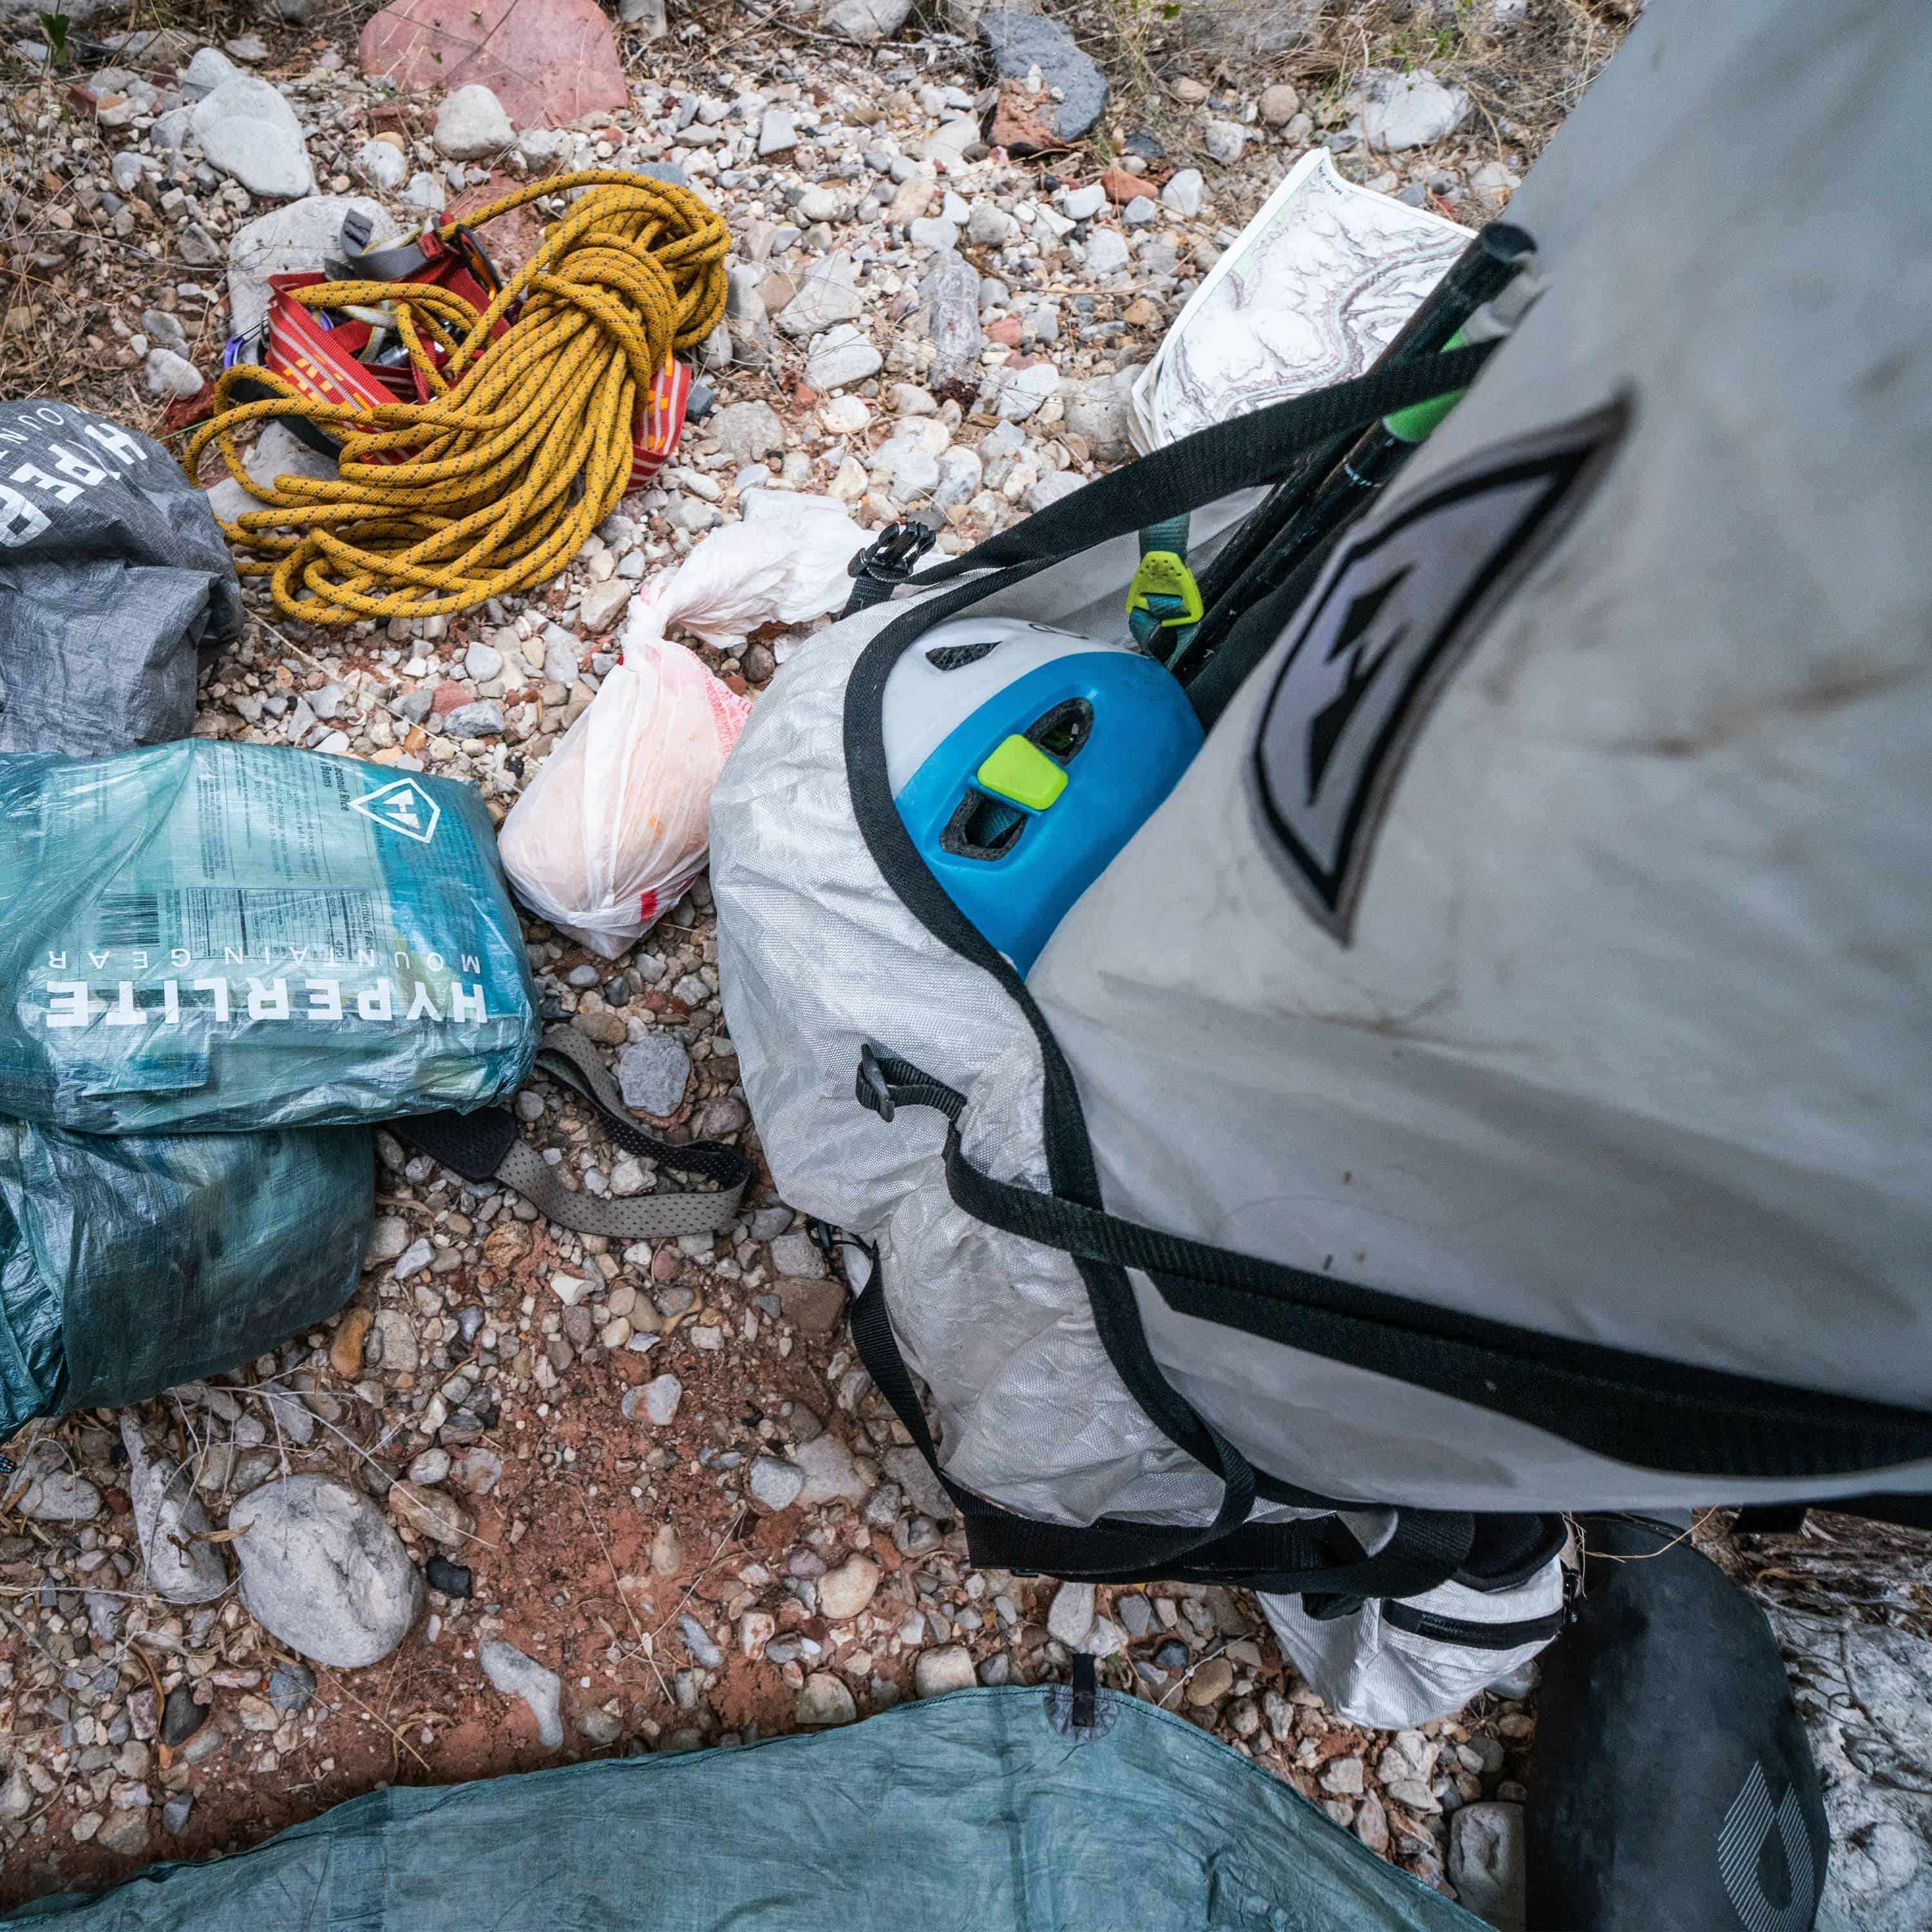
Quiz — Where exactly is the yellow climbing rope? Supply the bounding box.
[184,170,729,626]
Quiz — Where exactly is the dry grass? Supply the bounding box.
[1048,0,1633,169]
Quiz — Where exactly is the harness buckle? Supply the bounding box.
[1125,549,1204,630]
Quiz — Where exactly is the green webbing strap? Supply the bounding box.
[1128,512,1199,654]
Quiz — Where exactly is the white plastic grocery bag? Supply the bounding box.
[498,493,866,958]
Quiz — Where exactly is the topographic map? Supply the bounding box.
[1130,149,1472,453]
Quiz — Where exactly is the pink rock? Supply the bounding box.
[359,0,627,133]
[431,680,475,715]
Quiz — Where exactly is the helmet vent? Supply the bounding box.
[940,790,1028,860]
[925,639,1001,671]
[1026,698,1094,762]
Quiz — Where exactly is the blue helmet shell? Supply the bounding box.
[886,620,1204,973]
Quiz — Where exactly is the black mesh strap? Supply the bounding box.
[857,1053,1932,1484]
[900,343,1497,592]
[402,1028,752,1240]
[851,1272,1474,1596]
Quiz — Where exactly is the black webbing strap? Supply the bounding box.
[402,1027,753,1240]
[895,342,1497,594]
[856,1052,1932,1484]
[851,1271,1475,1595]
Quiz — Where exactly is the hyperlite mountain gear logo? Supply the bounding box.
[1251,401,1625,940]
[352,776,441,844]
[1717,1761,1814,1932]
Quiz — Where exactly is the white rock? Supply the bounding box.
[227,195,397,335]
[709,397,785,460]
[1358,68,1473,151]
[618,1034,691,1113]
[966,202,1014,247]
[908,216,959,252]
[747,1455,805,1512]
[1059,183,1105,222]
[354,137,407,191]
[931,446,981,512]
[1083,229,1132,278]
[435,84,515,161]
[992,361,1059,422]
[757,108,796,156]
[1027,471,1086,513]
[819,393,870,435]
[393,1236,433,1281]
[191,75,314,200]
[578,580,631,633]
[1161,167,1204,216]
[480,1639,564,1748]
[817,1553,881,1618]
[804,323,882,391]
[231,1475,422,1667]
[820,0,911,39]
[1448,1802,1525,1929]
[776,254,862,337]
[791,1431,867,1504]
[11,1470,102,1523]
[1203,118,1246,166]
[144,348,204,399]
[181,46,237,97]
[404,172,447,214]
[639,1373,683,1425]
[913,1645,978,1696]
[364,1215,410,1265]
[1047,1579,1095,1649]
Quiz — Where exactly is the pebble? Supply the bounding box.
[1203,120,1246,167]
[747,1455,804,1512]
[791,1432,867,1506]
[480,1639,564,1748]
[425,1553,473,1598]
[636,1374,683,1426]
[1357,68,1473,152]
[121,1417,225,1603]
[816,1553,881,1618]
[160,1685,207,1750]
[679,1613,724,1668]
[1046,1580,1095,1650]
[1321,1754,1366,1796]
[144,348,204,400]
[913,1645,978,1697]
[757,108,796,157]
[1260,83,1302,127]
[795,1672,856,1725]
[355,137,408,191]
[12,1472,102,1523]
[434,84,515,162]
[393,1237,434,1282]
[1186,1655,1235,1705]
[803,323,883,391]
[1448,1801,1525,1924]
[191,75,315,200]
[388,1481,475,1548]
[231,1475,423,1668]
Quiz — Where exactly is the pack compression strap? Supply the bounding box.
[402,1027,752,1239]
[854,1050,1932,1484]
[850,1271,1477,1595]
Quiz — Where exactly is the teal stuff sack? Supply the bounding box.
[0,1118,372,1434]
[0,743,539,1132]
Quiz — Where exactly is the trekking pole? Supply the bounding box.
[1171,222,1537,683]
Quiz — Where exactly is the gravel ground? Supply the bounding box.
[0,2,1716,1919]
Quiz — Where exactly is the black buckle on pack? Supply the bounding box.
[855,1043,896,1123]
[841,518,938,616]
[848,516,938,586]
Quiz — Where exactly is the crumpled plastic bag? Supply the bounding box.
[498,493,867,958]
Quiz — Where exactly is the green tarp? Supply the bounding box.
[0,1119,370,1434]
[2,1689,1482,1929]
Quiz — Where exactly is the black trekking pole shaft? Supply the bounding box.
[1179,222,1536,678]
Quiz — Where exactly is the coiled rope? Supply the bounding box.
[184,170,729,626]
